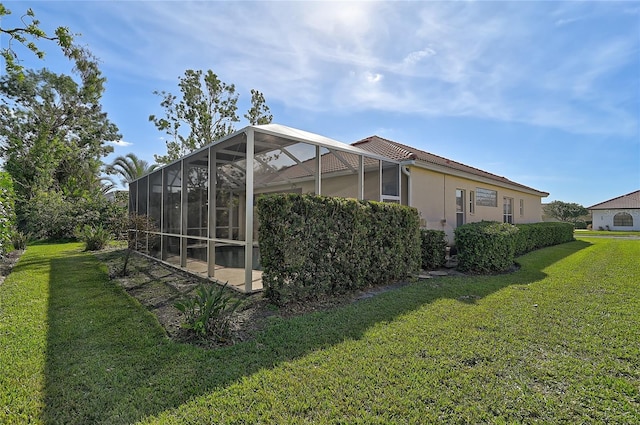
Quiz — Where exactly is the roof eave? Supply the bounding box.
[588,206,640,210]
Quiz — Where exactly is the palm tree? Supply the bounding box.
[107,153,158,185]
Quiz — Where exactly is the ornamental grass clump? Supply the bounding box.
[75,224,111,251]
[174,283,242,340]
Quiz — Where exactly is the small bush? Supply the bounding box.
[11,231,28,250]
[174,283,241,340]
[455,221,519,273]
[75,224,111,251]
[420,229,446,270]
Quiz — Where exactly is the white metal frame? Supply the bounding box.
[129,124,403,292]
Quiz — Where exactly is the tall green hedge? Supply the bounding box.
[420,229,446,270]
[513,222,575,256]
[257,194,421,305]
[0,172,16,256]
[455,221,576,274]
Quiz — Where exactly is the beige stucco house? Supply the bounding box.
[353,136,549,242]
[129,124,549,292]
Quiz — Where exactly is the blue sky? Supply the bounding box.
[1,1,638,207]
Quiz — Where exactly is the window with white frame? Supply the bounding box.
[519,199,524,217]
[456,189,465,227]
[503,197,514,224]
[381,161,401,202]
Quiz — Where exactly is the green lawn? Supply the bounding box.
[575,229,640,237]
[1,239,639,424]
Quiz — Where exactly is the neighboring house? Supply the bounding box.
[128,124,549,292]
[587,190,640,231]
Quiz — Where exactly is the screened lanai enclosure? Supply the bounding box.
[128,124,404,293]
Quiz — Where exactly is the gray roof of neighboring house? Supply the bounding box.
[587,190,640,210]
[352,135,549,196]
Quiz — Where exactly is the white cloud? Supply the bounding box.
[109,140,133,147]
[555,16,585,26]
[54,1,639,138]
[402,48,437,67]
[365,72,383,83]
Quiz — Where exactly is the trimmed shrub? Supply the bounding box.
[455,221,519,273]
[257,194,420,305]
[420,229,446,270]
[0,172,16,256]
[513,222,574,256]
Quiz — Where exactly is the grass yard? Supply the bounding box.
[0,239,639,424]
[575,230,640,237]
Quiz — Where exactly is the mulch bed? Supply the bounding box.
[0,249,24,286]
[94,248,433,350]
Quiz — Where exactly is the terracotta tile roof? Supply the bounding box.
[352,136,548,195]
[587,190,640,210]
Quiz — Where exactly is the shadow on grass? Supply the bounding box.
[43,240,591,424]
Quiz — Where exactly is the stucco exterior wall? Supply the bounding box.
[591,209,640,231]
[409,166,544,242]
[252,165,546,243]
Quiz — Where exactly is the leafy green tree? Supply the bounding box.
[0,4,124,239]
[107,153,158,185]
[150,69,272,164]
[0,3,73,76]
[543,201,589,223]
[244,89,273,125]
[0,67,119,203]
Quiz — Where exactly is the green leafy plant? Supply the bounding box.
[11,231,27,250]
[174,283,242,339]
[420,229,447,270]
[75,224,111,251]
